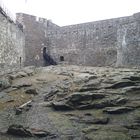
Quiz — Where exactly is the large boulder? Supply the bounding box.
[7,125,33,137]
[7,124,52,138]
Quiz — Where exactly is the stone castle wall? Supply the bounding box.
[17,12,140,67]
[16,13,59,66]
[0,7,24,74]
[116,13,140,67]
[47,16,134,66]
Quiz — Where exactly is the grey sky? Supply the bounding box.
[1,0,140,26]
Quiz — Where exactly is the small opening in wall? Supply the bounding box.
[60,56,64,61]
[19,57,22,68]
[43,47,46,53]
[20,57,22,62]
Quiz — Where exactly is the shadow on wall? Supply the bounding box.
[43,47,57,66]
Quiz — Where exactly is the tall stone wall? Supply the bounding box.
[0,8,24,74]
[16,13,59,66]
[47,16,134,66]
[18,12,140,67]
[116,13,140,67]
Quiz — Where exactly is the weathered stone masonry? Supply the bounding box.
[117,13,140,67]
[0,7,24,74]
[17,12,140,67]
[47,14,140,67]
[16,13,59,66]
[1,6,140,75]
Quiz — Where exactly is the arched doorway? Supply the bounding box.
[60,56,64,61]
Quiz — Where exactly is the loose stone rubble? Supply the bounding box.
[0,65,140,140]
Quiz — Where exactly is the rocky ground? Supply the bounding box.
[0,65,140,140]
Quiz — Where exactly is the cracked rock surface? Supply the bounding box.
[0,65,140,140]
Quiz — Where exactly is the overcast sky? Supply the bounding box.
[1,0,140,26]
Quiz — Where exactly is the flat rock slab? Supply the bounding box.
[85,131,131,140]
[52,101,73,111]
[106,81,136,89]
[78,117,109,124]
[103,107,134,114]
[9,71,28,80]
[12,82,32,88]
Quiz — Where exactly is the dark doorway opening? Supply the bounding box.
[43,47,47,54]
[60,56,64,61]
[19,57,22,68]
[43,47,57,66]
